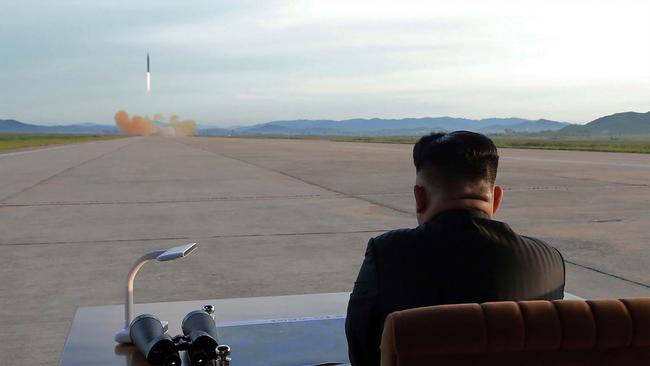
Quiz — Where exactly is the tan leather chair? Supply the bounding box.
[381,298,650,366]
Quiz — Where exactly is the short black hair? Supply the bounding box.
[413,131,499,186]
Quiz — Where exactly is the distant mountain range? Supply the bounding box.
[202,117,571,136]
[558,111,650,135]
[0,119,118,134]
[2,111,649,136]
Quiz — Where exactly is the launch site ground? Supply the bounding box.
[0,134,122,151]
[1,136,650,365]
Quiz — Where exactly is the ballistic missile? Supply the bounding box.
[146,53,151,92]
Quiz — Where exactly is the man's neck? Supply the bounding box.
[425,198,493,222]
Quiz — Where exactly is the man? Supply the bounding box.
[345,131,565,366]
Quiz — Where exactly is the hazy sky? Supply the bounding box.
[1,0,648,126]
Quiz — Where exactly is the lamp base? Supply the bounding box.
[114,328,131,343]
[114,320,169,344]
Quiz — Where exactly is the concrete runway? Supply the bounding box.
[1,136,650,365]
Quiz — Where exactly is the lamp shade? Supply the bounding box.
[157,243,197,262]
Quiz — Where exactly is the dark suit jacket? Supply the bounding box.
[345,209,565,366]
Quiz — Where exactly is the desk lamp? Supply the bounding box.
[114,243,198,343]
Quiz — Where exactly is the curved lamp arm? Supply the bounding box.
[124,250,166,328]
[114,243,197,343]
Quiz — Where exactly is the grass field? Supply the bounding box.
[8,133,649,154]
[0,134,124,152]
[326,136,650,154]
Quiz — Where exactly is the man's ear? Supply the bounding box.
[492,185,503,215]
[414,185,428,214]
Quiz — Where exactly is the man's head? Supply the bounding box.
[412,131,503,223]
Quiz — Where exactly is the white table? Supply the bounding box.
[59,292,350,366]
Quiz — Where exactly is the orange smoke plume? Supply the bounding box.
[114,110,156,136]
[114,110,197,137]
[171,120,197,136]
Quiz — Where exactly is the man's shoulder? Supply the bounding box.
[479,219,563,261]
[368,219,560,255]
[369,226,424,252]
[477,218,557,247]
[518,234,563,256]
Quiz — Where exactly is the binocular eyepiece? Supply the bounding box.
[129,315,181,366]
[181,310,219,366]
[129,305,222,366]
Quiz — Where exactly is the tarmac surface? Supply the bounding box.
[1,136,650,365]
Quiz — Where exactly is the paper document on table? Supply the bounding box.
[217,316,349,366]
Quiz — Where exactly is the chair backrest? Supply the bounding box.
[381,298,650,366]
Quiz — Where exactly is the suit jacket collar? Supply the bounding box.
[428,208,489,223]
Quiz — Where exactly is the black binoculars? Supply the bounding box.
[129,305,227,366]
